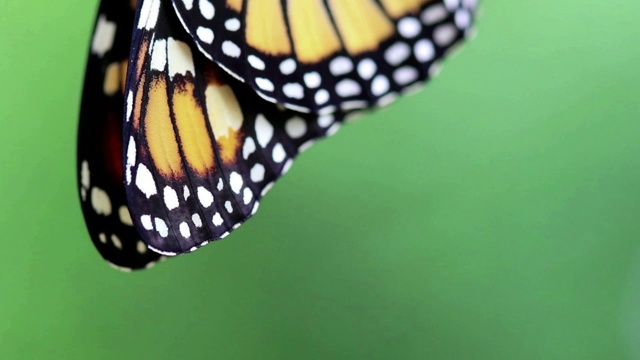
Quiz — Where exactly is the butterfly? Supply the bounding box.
[77,0,477,270]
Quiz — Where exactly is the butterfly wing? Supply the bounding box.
[124,0,345,255]
[170,0,477,113]
[77,0,165,270]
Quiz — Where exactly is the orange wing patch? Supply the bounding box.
[166,38,217,176]
[172,77,217,175]
[132,71,145,130]
[380,0,434,18]
[245,0,292,56]
[226,0,242,12]
[238,0,435,62]
[287,0,342,63]
[103,62,121,96]
[135,37,149,81]
[145,73,184,179]
[119,59,128,94]
[131,37,150,130]
[327,0,395,55]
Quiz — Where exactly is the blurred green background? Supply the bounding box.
[1,0,640,359]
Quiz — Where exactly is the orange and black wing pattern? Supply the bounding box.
[77,0,165,270]
[78,0,477,269]
[171,0,477,113]
[123,0,346,256]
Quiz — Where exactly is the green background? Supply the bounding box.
[1,0,639,359]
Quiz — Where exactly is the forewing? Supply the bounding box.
[124,0,346,255]
[170,0,478,113]
[77,0,165,271]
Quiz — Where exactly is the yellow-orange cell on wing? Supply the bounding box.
[145,75,184,179]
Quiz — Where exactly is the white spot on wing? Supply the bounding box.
[119,206,133,226]
[212,213,223,226]
[196,26,214,44]
[434,24,458,47]
[304,72,322,88]
[155,218,169,238]
[199,0,215,19]
[279,58,296,75]
[261,182,274,197]
[414,39,435,63]
[335,79,361,97]
[179,222,191,238]
[248,55,266,70]
[138,0,161,30]
[282,159,293,175]
[398,17,422,38]
[455,9,472,29]
[222,41,241,57]
[315,89,329,105]
[394,66,419,85]
[229,172,243,194]
[126,91,133,122]
[141,215,153,230]
[250,164,265,183]
[92,15,116,57]
[137,240,148,254]
[285,117,307,139]
[357,59,376,80]
[329,57,354,76]
[421,4,449,25]
[167,38,195,78]
[255,114,274,148]
[372,75,390,96]
[326,123,341,137]
[80,161,90,189]
[298,140,315,153]
[197,186,214,208]
[283,83,304,99]
[91,187,112,216]
[126,137,136,185]
[225,18,240,31]
[192,214,203,228]
[135,164,157,198]
[317,114,334,128]
[163,186,179,210]
[385,42,411,66]
[272,143,286,163]
[111,234,123,250]
[243,188,253,205]
[255,78,274,92]
[150,39,167,71]
[243,137,256,160]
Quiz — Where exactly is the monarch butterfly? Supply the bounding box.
[78,0,476,270]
